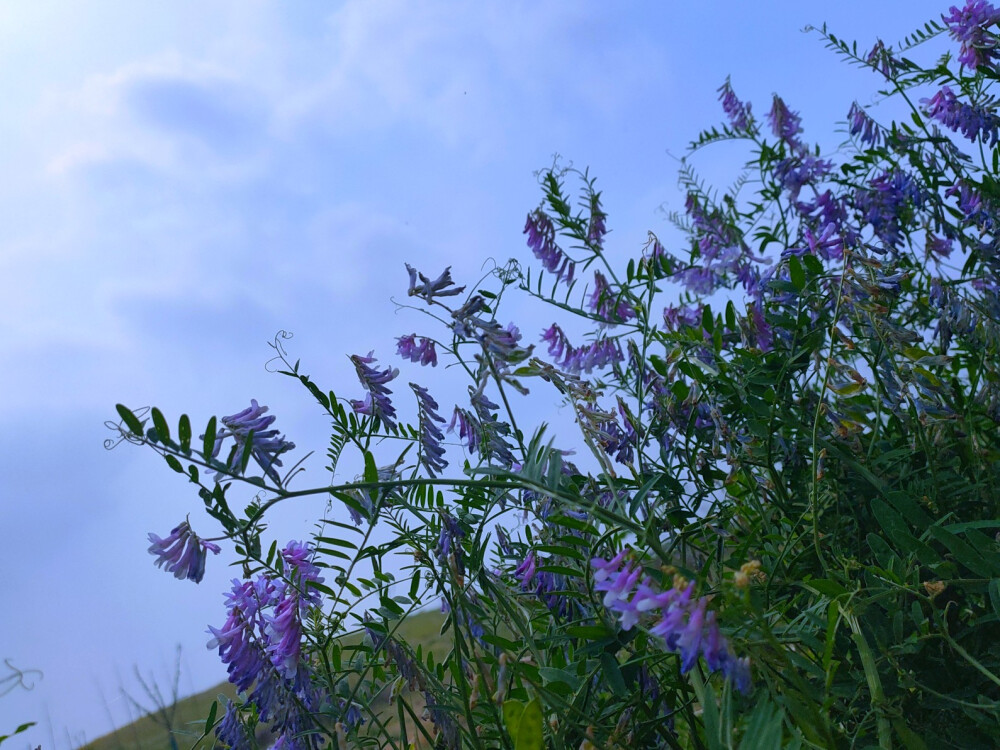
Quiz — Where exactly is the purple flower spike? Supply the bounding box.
[922,85,1000,146]
[587,192,607,249]
[525,209,576,285]
[350,352,399,430]
[211,400,296,483]
[767,94,803,145]
[412,383,448,477]
[147,520,221,583]
[718,78,753,131]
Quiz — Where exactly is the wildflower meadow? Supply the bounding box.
[103,3,1000,748]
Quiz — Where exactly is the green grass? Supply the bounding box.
[81,609,448,750]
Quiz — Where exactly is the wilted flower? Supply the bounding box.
[406,263,466,302]
[212,400,296,483]
[587,191,607,248]
[147,520,220,583]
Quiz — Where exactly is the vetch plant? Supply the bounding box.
[110,3,1000,747]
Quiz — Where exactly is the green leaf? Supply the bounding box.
[363,450,378,484]
[503,700,525,739]
[178,414,192,454]
[164,454,184,473]
[515,697,544,750]
[115,404,145,436]
[789,255,805,291]
[151,407,170,443]
[202,417,217,462]
[599,652,627,697]
[204,700,218,736]
[739,698,783,750]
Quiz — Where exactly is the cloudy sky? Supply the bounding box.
[0,1,950,746]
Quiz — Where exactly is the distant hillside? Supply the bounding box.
[81,609,448,750]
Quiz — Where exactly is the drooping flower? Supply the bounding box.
[207,577,273,692]
[147,520,221,583]
[396,334,438,366]
[718,78,753,131]
[412,383,448,477]
[942,0,1000,69]
[211,400,296,483]
[350,352,399,430]
[589,271,636,324]
[405,264,466,302]
[922,85,1000,146]
[847,102,882,147]
[767,95,803,146]
[525,209,576,284]
[215,701,255,749]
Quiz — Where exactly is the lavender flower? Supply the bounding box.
[207,577,272,692]
[541,324,624,374]
[405,263,466,302]
[767,94,803,146]
[515,551,537,586]
[922,85,1000,146]
[350,352,399,430]
[525,209,575,284]
[855,168,922,249]
[587,191,607,248]
[412,383,448,477]
[592,551,751,693]
[147,520,221,583]
[212,400,296,483]
[215,701,254,749]
[848,102,881,147]
[589,271,636,324]
[663,303,703,332]
[717,78,753,131]
[943,0,1000,69]
[396,334,438,366]
[773,155,833,203]
[436,510,466,573]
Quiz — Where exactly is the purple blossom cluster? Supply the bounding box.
[773,154,833,203]
[592,550,750,693]
[589,271,636,324]
[206,542,326,748]
[767,95,803,148]
[349,352,399,430]
[848,102,882,147]
[515,550,578,618]
[147,520,221,583]
[211,399,296,483]
[942,0,1000,69]
[541,323,624,374]
[718,78,753,131]
[587,192,608,249]
[922,85,1000,146]
[525,209,576,284]
[396,334,438,366]
[411,383,448,477]
[448,381,517,466]
[855,168,923,250]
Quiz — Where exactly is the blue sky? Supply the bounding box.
[0,1,951,746]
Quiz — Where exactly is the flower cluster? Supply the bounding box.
[589,271,636,324]
[942,0,1000,70]
[349,352,399,430]
[211,399,296,483]
[922,85,1000,146]
[525,209,575,284]
[396,334,438,366]
[405,263,466,302]
[592,550,751,693]
[147,520,221,583]
[541,323,624,374]
[718,78,753,131]
[848,102,882,147]
[206,542,326,748]
[411,383,448,477]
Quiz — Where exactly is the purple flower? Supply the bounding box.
[263,587,303,680]
[922,85,1000,146]
[773,155,833,203]
[396,334,438,366]
[350,352,399,430]
[147,520,221,583]
[855,168,922,249]
[436,510,465,572]
[718,78,753,131]
[943,1,1000,69]
[767,95,803,145]
[589,271,635,324]
[515,551,537,586]
[663,303,703,332]
[405,264,466,302]
[215,701,254,748]
[211,400,296,483]
[525,209,575,284]
[848,102,881,147]
[207,578,272,692]
[587,191,607,248]
[541,324,623,374]
[866,40,901,78]
[412,383,448,477]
